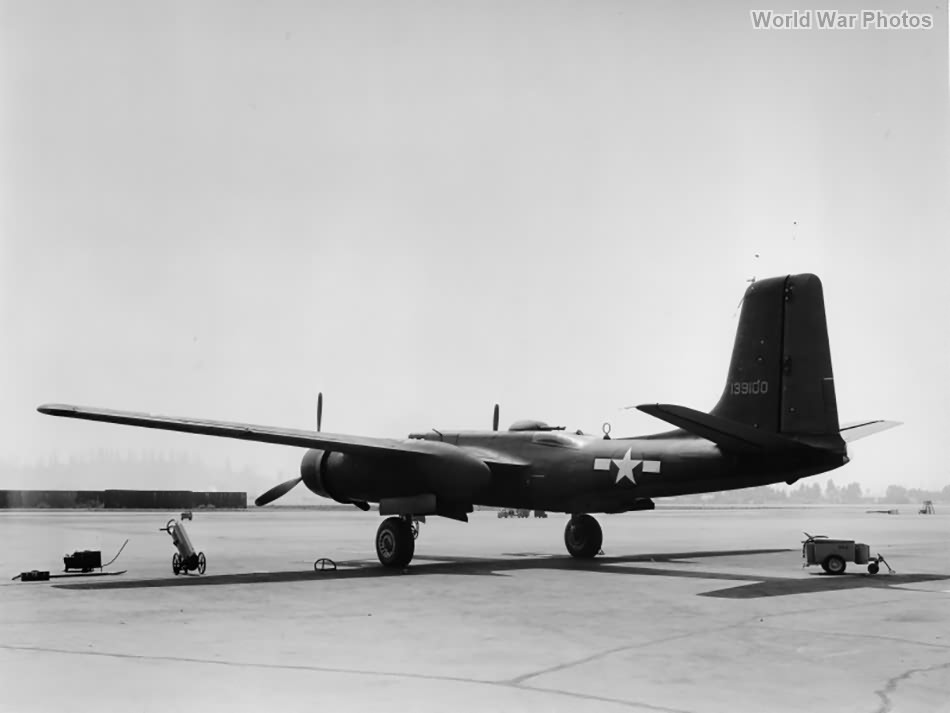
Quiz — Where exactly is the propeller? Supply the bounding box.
[254,476,302,507]
[255,392,324,507]
[492,403,499,432]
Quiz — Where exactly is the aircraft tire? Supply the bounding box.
[564,514,603,559]
[823,554,846,575]
[376,517,415,568]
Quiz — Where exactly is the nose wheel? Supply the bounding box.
[564,514,603,558]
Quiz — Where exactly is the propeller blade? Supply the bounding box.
[254,477,302,507]
[493,403,499,432]
[317,392,323,432]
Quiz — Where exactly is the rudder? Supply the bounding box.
[780,274,839,435]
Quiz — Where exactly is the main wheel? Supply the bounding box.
[823,554,846,575]
[376,517,415,568]
[197,552,207,575]
[564,514,603,559]
[172,552,181,575]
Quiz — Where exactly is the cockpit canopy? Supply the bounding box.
[508,419,565,432]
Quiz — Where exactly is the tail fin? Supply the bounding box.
[710,274,839,436]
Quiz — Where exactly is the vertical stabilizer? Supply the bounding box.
[710,274,839,436]
[710,276,785,432]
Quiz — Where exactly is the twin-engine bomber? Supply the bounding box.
[39,274,899,567]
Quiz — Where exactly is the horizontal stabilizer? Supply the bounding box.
[636,403,822,454]
[839,420,902,443]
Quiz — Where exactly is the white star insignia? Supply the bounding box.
[613,448,642,485]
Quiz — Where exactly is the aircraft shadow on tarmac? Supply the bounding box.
[53,548,950,598]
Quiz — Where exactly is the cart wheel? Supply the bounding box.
[172,552,181,575]
[823,554,846,575]
[868,562,880,575]
[197,552,206,575]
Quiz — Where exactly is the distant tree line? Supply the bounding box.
[668,479,949,505]
[0,451,269,494]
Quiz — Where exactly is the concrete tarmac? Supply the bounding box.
[1,507,948,712]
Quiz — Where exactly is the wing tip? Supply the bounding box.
[38,403,89,417]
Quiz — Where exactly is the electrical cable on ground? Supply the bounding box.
[102,539,129,568]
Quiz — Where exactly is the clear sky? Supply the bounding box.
[1,1,947,496]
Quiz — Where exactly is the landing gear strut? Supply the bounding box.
[564,514,603,558]
[376,516,415,568]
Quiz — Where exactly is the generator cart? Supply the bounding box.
[63,550,102,573]
[802,533,893,575]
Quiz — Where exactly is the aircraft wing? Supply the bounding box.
[456,445,530,469]
[838,420,902,443]
[38,403,459,460]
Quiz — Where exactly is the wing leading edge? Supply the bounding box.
[37,403,530,469]
[35,404,419,458]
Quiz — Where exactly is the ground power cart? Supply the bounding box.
[160,518,207,575]
[802,533,892,575]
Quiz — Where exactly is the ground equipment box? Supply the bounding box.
[804,539,853,566]
[64,550,102,572]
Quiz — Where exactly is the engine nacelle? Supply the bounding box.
[299,449,334,501]
[300,449,374,504]
[299,448,427,505]
[298,443,491,506]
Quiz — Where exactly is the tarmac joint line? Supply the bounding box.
[505,621,742,686]
[871,658,950,713]
[0,642,693,712]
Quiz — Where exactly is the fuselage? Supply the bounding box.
[300,425,848,515]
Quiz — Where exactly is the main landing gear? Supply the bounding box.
[375,512,604,566]
[564,514,603,559]
[376,516,416,568]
